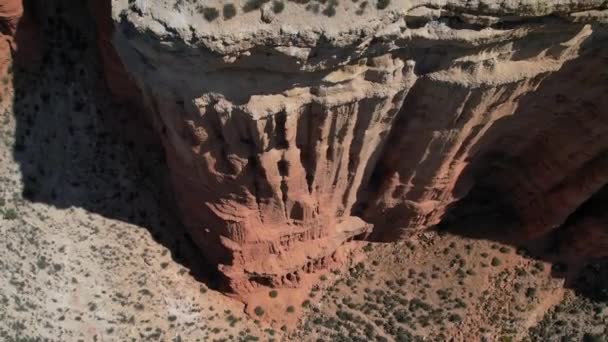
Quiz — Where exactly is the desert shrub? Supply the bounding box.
[36,256,48,269]
[243,0,270,12]
[269,290,278,298]
[376,0,389,8]
[491,257,501,266]
[272,1,285,13]
[254,306,265,316]
[286,306,295,313]
[583,333,604,342]
[322,0,338,16]
[525,287,536,298]
[356,1,368,15]
[202,7,220,21]
[223,4,237,19]
[3,208,17,220]
[448,313,462,323]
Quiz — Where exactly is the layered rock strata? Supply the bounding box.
[104,0,608,294]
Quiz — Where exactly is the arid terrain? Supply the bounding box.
[1,0,607,341]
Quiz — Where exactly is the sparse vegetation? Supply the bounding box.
[272,1,285,13]
[2,208,17,220]
[223,3,237,19]
[376,0,390,10]
[200,6,220,21]
[491,257,501,267]
[254,306,265,317]
[243,0,270,12]
[322,0,338,17]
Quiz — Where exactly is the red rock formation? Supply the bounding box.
[95,0,608,300]
[0,0,23,36]
[0,0,22,95]
[0,0,38,69]
[366,29,608,245]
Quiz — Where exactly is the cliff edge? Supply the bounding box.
[103,0,608,302]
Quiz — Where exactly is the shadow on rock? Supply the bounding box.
[10,0,223,290]
[434,34,608,302]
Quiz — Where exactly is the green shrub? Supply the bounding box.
[243,0,270,12]
[36,256,48,269]
[525,287,536,298]
[286,305,295,313]
[272,1,285,13]
[3,208,17,220]
[491,257,501,266]
[254,306,265,316]
[448,313,462,323]
[376,0,390,9]
[583,333,604,342]
[356,1,368,15]
[223,4,237,19]
[269,290,278,298]
[322,0,337,16]
[202,7,220,21]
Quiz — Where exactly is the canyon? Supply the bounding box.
[101,0,608,295]
[0,0,607,338]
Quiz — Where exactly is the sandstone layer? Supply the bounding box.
[103,0,608,294]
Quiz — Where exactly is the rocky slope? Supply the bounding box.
[101,0,608,298]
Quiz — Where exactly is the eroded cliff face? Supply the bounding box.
[102,0,608,295]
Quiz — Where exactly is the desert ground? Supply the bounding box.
[0,1,607,341]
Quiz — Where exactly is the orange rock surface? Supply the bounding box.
[94,0,608,298]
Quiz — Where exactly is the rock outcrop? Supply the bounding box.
[101,0,608,295]
[0,0,22,93]
[0,0,39,75]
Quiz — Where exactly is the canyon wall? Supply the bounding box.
[103,0,608,294]
[0,0,37,91]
